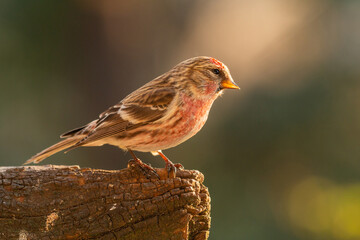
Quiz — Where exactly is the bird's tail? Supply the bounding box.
[24,137,82,165]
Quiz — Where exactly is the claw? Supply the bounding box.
[157,150,182,179]
[173,163,184,169]
[128,149,160,179]
[127,159,160,179]
[166,162,176,179]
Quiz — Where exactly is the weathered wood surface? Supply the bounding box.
[0,161,210,240]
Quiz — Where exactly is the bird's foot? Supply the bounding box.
[128,158,160,179]
[165,162,176,179]
[165,161,184,178]
[157,150,183,178]
[174,163,184,169]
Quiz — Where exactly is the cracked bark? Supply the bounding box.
[0,160,210,240]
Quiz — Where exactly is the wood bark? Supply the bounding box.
[0,161,210,240]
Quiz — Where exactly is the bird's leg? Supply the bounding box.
[157,150,183,177]
[128,149,159,179]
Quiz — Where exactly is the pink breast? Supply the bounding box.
[176,94,214,136]
[119,93,217,152]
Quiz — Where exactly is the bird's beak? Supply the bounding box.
[220,78,240,90]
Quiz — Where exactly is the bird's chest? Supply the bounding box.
[177,94,214,135]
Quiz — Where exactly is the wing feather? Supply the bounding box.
[120,87,176,123]
[68,86,176,148]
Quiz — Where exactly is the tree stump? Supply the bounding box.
[0,161,210,240]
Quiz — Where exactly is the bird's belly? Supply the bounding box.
[110,99,212,152]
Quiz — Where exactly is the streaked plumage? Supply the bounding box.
[25,56,239,170]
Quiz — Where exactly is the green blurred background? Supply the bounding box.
[1,0,360,239]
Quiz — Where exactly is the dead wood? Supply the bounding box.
[0,160,210,240]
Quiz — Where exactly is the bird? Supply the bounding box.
[25,56,239,175]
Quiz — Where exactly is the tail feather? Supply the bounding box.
[24,137,82,165]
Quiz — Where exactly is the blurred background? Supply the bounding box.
[1,0,360,239]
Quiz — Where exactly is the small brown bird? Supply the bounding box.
[25,56,239,173]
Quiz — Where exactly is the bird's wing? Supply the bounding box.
[66,87,176,149]
[119,87,176,123]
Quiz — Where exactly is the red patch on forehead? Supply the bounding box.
[209,57,225,69]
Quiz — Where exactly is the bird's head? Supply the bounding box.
[173,56,239,98]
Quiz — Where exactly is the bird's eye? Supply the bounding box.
[212,69,220,75]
